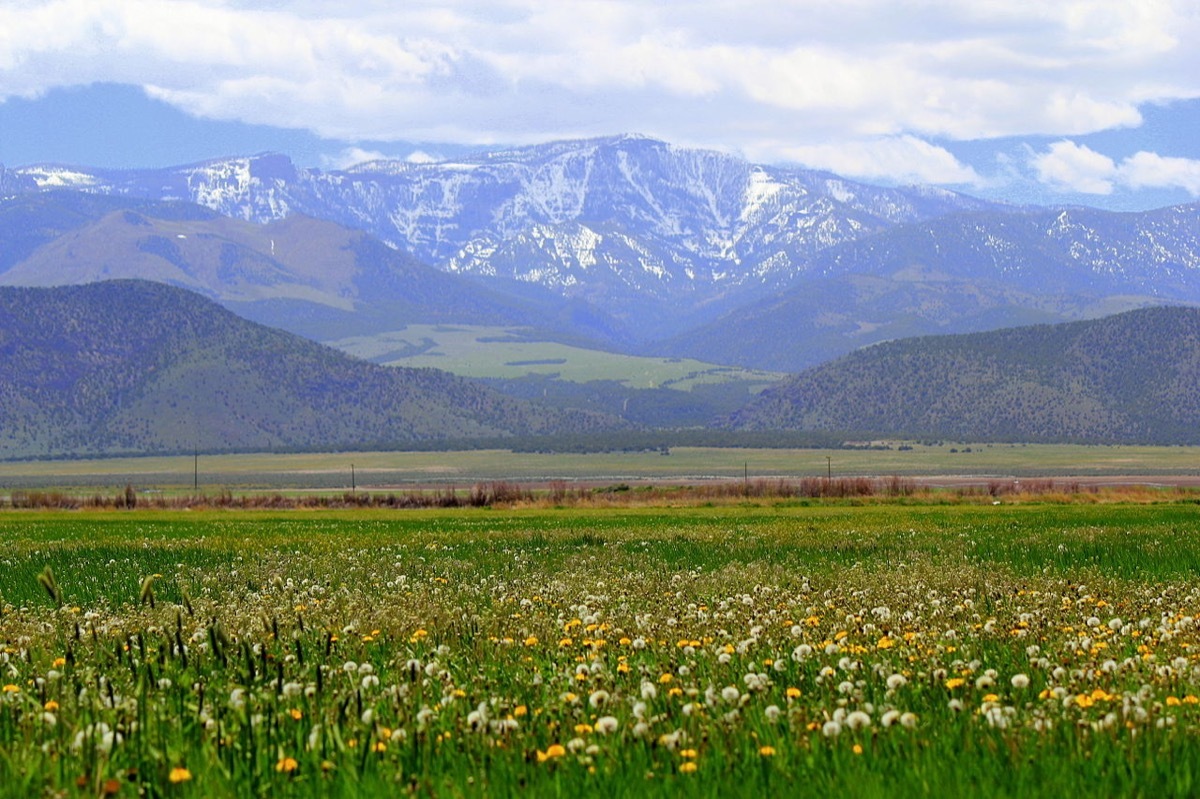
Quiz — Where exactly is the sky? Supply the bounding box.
[1,0,1199,210]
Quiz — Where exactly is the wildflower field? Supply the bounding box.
[4,501,1200,797]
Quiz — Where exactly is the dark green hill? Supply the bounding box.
[728,306,1200,444]
[0,281,624,459]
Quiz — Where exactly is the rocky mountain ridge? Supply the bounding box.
[7,137,996,331]
[6,137,1200,366]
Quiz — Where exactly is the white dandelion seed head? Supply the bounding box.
[845,710,871,730]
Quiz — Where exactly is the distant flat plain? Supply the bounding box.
[2,443,1199,491]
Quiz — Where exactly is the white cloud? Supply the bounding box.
[1119,150,1200,196]
[1031,141,1200,196]
[1031,140,1117,194]
[775,136,983,186]
[2,0,1199,187]
[321,147,390,171]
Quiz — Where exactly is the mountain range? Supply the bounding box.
[729,306,1200,444]
[3,134,1200,449]
[4,136,1198,372]
[0,280,623,459]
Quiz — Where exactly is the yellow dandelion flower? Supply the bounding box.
[786,687,802,699]
[852,744,863,755]
[1,685,18,694]
[537,744,567,762]
[759,746,777,757]
[679,749,698,758]
[276,757,299,773]
[372,741,387,753]
[679,762,698,773]
[944,678,966,690]
[1167,696,1182,706]
[876,636,895,649]
[168,767,192,783]
[659,673,674,684]
[44,700,59,712]
[289,708,303,720]
[514,705,528,717]
[52,657,66,668]
[983,693,1000,703]
[524,635,539,646]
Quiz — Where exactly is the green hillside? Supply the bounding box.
[0,281,624,459]
[730,306,1200,444]
[328,324,780,387]
[328,325,784,427]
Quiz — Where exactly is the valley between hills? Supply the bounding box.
[2,136,1199,464]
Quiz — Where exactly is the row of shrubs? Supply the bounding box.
[1,477,1149,511]
[4,481,536,510]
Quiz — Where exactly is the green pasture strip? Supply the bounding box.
[325,324,783,389]
[4,504,1200,797]
[3,443,1200,491]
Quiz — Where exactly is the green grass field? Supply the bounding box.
[2,443,1199,492]
[325,325,783,390]
[3,503,1200,796]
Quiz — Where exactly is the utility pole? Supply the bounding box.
[193,449,199,492]
[351,464,356,492]
[826,456,832,480]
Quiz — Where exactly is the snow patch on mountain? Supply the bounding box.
[23,167,99,188]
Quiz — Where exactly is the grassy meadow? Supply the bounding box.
[4,502,1200,796]
[325,324,783,390]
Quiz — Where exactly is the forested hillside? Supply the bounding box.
[729,306,1200,443]
[0,281,623,458]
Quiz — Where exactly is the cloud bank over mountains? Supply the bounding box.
[1,0,1199,204]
